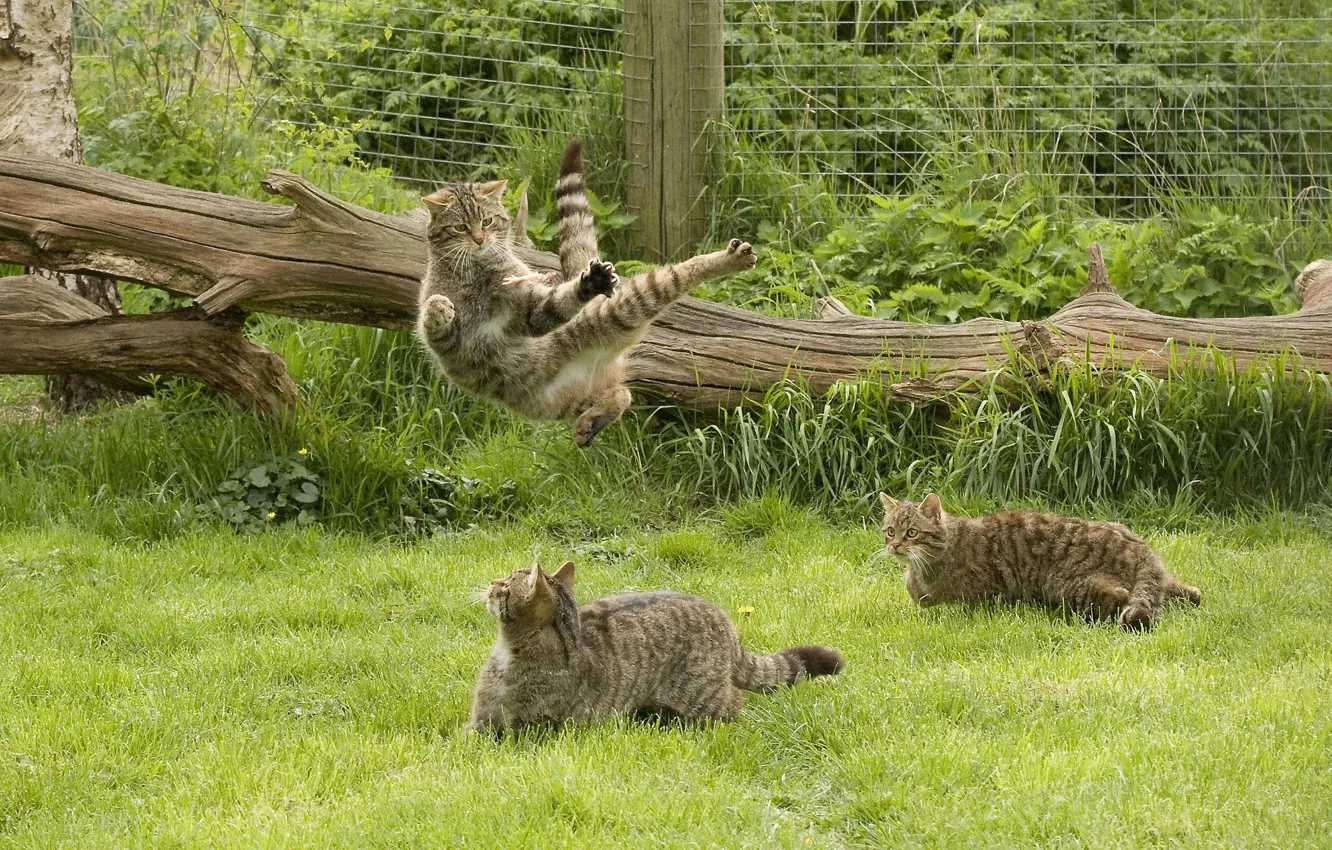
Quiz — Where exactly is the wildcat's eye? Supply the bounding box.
[482,216,496,228]
[907,528,918,538]
[449,224,468,235]
[884,527,894,537]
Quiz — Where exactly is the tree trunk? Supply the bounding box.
[1,0,131,411]
[1,154,1330,414]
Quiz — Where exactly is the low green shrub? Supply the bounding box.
[210,451,323,531]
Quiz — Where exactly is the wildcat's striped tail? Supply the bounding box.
[554,139,599,281]
[1120,550,1167,631]
[732,645,844,693]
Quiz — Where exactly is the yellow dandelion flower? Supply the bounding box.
[298,448,308,456]
[737,605,755,616]
[267,512,277,520]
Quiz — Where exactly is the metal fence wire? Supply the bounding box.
[78,1,1332,222]
[238,0,624,186]
[720,0,1332,219]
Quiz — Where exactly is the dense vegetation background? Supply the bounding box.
[3,0,1329,542]
[4,5,1332,846]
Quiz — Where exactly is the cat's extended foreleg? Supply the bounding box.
[509,259,617,337]
[501,270,560,288]
[1164,575,1201,606]
[552,239,755,350]
[420,294,458,345]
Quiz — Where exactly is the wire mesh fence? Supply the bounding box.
[72,0,1332,226]
[721,0,1332,219]
[237,0,623,187]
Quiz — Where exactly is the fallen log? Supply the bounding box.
[0,274,300,416]
[2,153,1330,413]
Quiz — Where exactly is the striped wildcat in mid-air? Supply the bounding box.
[416,139,756,447]
[466,561,844,732]
[879,493,1201,631]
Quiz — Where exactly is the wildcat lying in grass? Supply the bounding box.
[880,493,1201,631]
[467,561,844,732]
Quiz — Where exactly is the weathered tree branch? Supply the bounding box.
[0,274,300,415]
[2,154,1330,414]
[0,310,302,417]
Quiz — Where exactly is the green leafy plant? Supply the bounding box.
[211,452,322,531]
[398,462,522,535]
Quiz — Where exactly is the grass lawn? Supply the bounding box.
[2,509,1330,848]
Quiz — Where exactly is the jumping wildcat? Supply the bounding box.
[416,139,756,447]
[467,561,844,732]
[880,493,1201,631]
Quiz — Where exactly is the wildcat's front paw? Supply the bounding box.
[577,259,617,300]
[1118,604,1156,632]
[421,294,456,339]
[721,238,757,271]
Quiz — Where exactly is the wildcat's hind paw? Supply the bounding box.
[572,406,622,448]
[723,238,757,270]
[1118,605,1156,632]
[421,294,456,338]
[577,259,617,300]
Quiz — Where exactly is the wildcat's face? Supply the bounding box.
[485,562,576,628]
[880,493,949,565]
[423,180,510,253]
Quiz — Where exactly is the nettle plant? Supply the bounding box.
[212,452,322,531]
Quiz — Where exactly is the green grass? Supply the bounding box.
[2,507,1330,847]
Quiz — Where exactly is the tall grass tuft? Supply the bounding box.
[3,320,1331,541]
[952,353,1332,508]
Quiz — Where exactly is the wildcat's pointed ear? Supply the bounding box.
[527,564,544,592]
[879,492,898,513]
[551,560,575,593]
[422,188,455,210]
[920,493,943,521]
[475,179,507,199]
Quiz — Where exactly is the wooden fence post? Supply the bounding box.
[623,0,725,260]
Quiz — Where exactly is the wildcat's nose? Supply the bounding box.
[470,228,486,245]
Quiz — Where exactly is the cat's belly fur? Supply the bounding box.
[542,349,620,405]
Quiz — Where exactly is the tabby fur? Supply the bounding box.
[417,139,756,446]
[880,493,1201,631]
[467,561,844,731]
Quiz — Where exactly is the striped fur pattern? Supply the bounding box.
[417,140,757,446]
[881,493,1201,631]
[467,562,844,732]
[554,139,599,281]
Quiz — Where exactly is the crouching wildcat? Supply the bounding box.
[467,561,844,732]
[880,493,1201,631]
